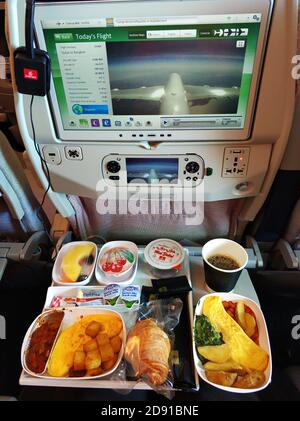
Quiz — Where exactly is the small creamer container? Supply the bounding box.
[144,239,185,278]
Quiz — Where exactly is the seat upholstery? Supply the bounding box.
[0,131,45,240]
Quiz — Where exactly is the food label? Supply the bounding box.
[50,296,104,308]
[121,286,140,309]
[145,239,184,270]
[81,289,103,298]
[103,284,121,306]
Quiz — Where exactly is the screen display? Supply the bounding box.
[42,13,262,133]
[126,158,179,184]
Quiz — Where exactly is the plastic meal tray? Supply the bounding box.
[19,247,200,391]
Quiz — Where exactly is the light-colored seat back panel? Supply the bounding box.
[80,197,244,243]
[0,131,44,237]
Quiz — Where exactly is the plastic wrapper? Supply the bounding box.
[47,285,140,310]
[124,298,183,399]
[50,296,103,308]
[141,276,196,391]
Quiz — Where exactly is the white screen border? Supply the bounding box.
[35,0,273,142]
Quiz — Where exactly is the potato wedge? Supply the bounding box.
[197,344,230,364]
[235,302,246,330]
[233,371,265,389]
[205,370,237,387]
[244,313,257,338]
[204,360,247,376]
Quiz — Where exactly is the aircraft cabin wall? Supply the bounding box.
[6,0,298,240]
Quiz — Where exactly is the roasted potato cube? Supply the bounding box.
[110,336,122,354]
[107,318,123,338]
[87,367,103,377]
[102,354,118,371]
[85,321,103,338]
[83,339,98,353]
[206,370,238,387]
[85,350,101,370]
[96,332,110,347]
[233,371,265,389]
[99,343,114,362]
[73,351,86,371]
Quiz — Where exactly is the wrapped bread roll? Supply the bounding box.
[125,319,171,386]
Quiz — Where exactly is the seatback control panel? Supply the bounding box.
[102,154,205,187]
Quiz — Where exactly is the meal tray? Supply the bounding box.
[19,248,199,391]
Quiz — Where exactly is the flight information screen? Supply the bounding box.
[42,14,261,132]
[126,158,179,184]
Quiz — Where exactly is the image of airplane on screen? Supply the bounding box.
[107,39,245,116]
[111,72,239,115]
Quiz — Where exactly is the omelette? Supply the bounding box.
[48,314,122,377]
[203,296,269,372]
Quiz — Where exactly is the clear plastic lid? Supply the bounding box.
[144,239,185,270]
[99,247,135,276]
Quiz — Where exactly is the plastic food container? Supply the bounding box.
[96,241,138,285]
[53,241,97,286]
[21,307,126,380]
[144,239,185,278]
[21,310,65,376]
[193,293,272,393]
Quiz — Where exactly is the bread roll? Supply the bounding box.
[125,319,171,386]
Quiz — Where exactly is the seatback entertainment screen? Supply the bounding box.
[35,0,272,141]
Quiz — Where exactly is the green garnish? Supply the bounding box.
[194,315,224,347]
[194,315,224,363]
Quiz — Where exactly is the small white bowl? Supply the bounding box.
[21,307,126,380]
[52,241,97,286]
[96,241,138,286]
[193,293,272,393]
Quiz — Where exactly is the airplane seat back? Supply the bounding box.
[5,0,298,243]
[79,196,245,242]
[0,130,46,241]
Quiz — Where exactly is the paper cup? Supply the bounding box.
[202,239,248,292]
